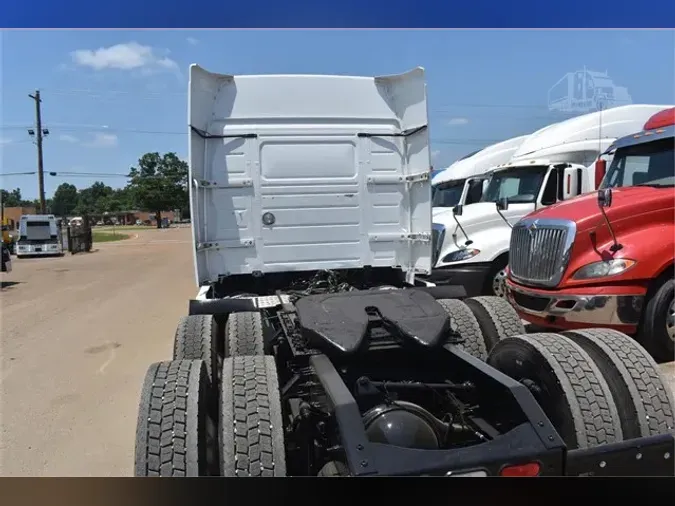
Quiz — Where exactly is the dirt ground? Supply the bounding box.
[1,227,195,476]
[0,226,673,476]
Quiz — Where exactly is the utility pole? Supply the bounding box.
[28,90,46,214]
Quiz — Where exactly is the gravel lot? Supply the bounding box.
[0,226,673,476]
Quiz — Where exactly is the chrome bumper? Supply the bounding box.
[16,244,62,255]
[506,283,644,326]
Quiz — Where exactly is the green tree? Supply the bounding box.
[126,152,188,228]
[0,188,29,207]
[29,198,53,213]
[74,181,114,215]
[51,183,79,217]
[100,188,132,214]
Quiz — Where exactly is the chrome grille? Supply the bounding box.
[431,224,445,266]
[509,219,574,287]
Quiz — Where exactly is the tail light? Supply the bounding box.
[499,462,541,477]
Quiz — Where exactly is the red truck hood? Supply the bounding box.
[527,186,674,233]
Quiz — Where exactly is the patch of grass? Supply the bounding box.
[92,231,130,243]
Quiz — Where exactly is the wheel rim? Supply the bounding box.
[667,297,675,342]
[492,269,507,298]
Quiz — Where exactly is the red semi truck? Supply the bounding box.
[505,107,675,361]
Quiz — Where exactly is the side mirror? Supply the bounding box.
[597,188,612,208]
[594,159,607,189]
[496,197,509,211]
[452,204,463,216]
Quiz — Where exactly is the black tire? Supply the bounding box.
[225,311,265,357]
[638,278,674,363]
[437,298,488,360]
[487,332,623,450]
[563,328,675,439]
[465,296,525,352]
[220,355,286,476]
[173,315,219,389]
[134,360,211,476]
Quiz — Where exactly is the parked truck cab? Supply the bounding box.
[16,214,63,258]
[133,64,675,479]
[431,135,530,216]
[430,105,669,298]
[506,106,675,362]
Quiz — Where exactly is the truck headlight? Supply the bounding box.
[442,248,480,263]
[572,259,636,280]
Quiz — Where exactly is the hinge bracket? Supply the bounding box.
[368,232,431,243]
[196,238,254,252]
[366,172,429,185]
[193,178,253,189]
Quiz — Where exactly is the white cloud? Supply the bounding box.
[84,133,118,148]
[71,42,178,73]
[431,149,440,160]
[59,134,80,143]
[186,37,199,45]
[448,117,469,126]
[0,137,13,145]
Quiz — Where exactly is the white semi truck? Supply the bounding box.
[16,214,63,258]
[132,65,675,478]
[431,134,531,216]
[430,104,670,297]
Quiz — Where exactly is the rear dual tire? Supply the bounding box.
[135,354,287,477]
[134,360,214,476]
[136,309,276,477]
[171,310,268,392]
[225,311,266,357]
[488,329,675,451]
[220,355,286,477]
[563,328,675,439]
[438,296,525,361]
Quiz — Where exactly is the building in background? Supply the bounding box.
[86,210,177,226]
[2,206,37,230]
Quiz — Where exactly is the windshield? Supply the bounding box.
[481,165,549,203]
[432,181,464,207]
[602,137,674,189]
[25,221,52,241]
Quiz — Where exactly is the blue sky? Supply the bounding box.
[1,29,674,199]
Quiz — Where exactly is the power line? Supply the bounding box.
[0,171,36,177]
[1,124,510,145]
[1,170,130,178]
[41,89,556,110]
[33,88,562,114]
[57,127,187,135]
[44,88,185,97]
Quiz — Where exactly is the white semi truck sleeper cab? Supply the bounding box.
[16,214,63,258]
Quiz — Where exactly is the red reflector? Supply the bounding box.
[500,462,541,477]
